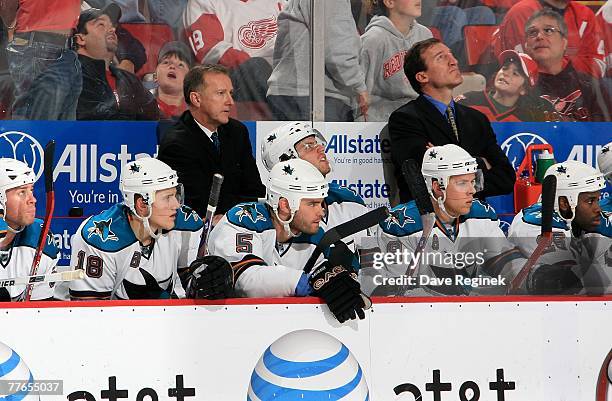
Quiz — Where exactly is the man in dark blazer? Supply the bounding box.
[389,38,515,203]
[158,64,265,221]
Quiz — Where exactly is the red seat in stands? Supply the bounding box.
[121,23,175,78]
[463,25,498,67]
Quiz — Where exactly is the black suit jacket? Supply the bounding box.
[388,95,515,202]
[158,111,265,216]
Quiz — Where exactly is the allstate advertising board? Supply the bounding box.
[0,121,609,265]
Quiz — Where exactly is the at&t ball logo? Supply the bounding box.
[500,132,548,171]
[247,329,369,400]
[0,131,45,182]
[0,340,40,400]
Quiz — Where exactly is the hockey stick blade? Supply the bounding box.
[401,159,435,277]
[508,175,557,293]
[1,270,84,289]
[24,140,56,301]
[197,173,224,257]
[303,206,389,274]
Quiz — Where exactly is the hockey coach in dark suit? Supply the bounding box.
[158,64,265,221]
[388,38,515,203]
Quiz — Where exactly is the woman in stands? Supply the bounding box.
[153,41,192,119]
[456,50,557,122]
[358,0,432,121]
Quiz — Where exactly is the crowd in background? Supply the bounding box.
[0,0,610,122]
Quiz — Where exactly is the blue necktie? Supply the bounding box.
[211,132,220,153]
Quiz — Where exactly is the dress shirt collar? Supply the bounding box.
[423,93,455,117]
[193,118,215,140]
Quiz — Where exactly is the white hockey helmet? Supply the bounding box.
[120,157,182,215]
[598,142,612,183]
[421,144,483,196]
[0,158,36,208]
[544,160,605,220]
[266,159,328,226]
[261,122,327,171]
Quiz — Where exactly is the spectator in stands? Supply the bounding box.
[153,41,193,119]
[596,0,612,77]
[1,0,82,120]
[523,9,611,121]
[74,4,159,120]
[183,0,281,108]
[493,0,605,78]
[267,0,368,121]
[456,49,557,121]
[388,38,515,203]
[158,64,265,220]
[358,0,433,121]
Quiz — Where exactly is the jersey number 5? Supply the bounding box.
[236,233,253,253]
[75,250,104,278]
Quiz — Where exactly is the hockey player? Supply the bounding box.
[509,160,611,294]
[598,142,612,212]
[261,122,369,250]
[0,158,59,301]
[69,158,204,300]
[370,144,527,296]
[208,158,370,323]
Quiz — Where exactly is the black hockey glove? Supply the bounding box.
[185,256,234,299]
[527,264,582,295]
[309,242,370,323]
[0,287,9,302]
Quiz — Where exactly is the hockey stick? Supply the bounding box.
[303,206,389,275]
[24,140,55,302]
[401,159,435,277]
[2,270,84,289]
[197,173,224,257]
[508,174,557,293]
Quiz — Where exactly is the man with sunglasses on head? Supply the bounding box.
[523,9,611,121]
[69,158,205,300]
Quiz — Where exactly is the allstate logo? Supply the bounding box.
[500,133,548,171]
[596,348,612,401]
[0,340,40,400]
[0,131,45,182]
[247,329,369,400]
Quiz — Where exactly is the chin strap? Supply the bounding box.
[436,191,459,221]
[7,224,24,234]
[273,209,299,238]
[131,206,161,240]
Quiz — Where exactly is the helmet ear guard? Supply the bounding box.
[544,160,605,223]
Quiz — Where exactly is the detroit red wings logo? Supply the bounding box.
[238,16,278,49]
[541,89,589,121]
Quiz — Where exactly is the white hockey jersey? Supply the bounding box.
[369,200,524,296]
[208,202,320,298]
[509,203,612,294]
[323,182,369,251]
[0,219,58,301]
[183,0,283,67]
[69,204,203,300]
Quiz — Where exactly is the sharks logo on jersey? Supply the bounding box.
[235,203,267,224]
[183,206,201,223]
[385,206,415,230]
[87,218,118,242]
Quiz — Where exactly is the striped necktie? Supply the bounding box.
[211,132,220,153]
[446,106,459,142]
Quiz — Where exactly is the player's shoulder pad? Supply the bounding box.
[293,227,325,246]
[171,205,204,232]
[326,182,366,206]
[16,219,59,259]
[521,203,568,230]
[81,204,137,252]
[462,199,498,221]
[226,202,274,233]
[380,201,422,237]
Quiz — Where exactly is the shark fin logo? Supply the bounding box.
[235,204,266,224]
[385,206,415,230]
[87,218,119,242]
